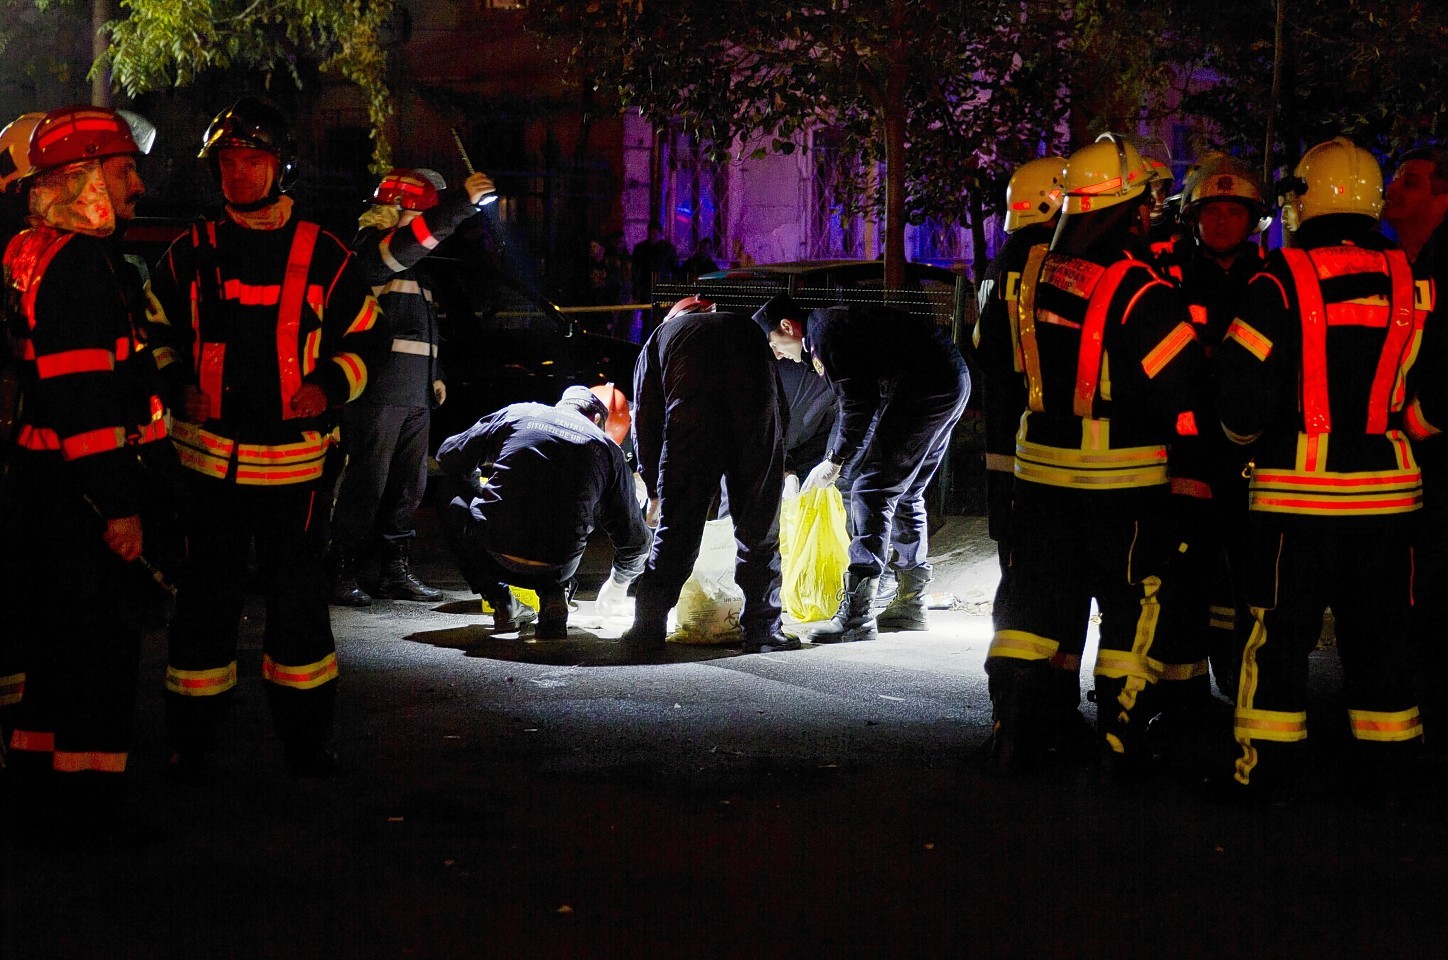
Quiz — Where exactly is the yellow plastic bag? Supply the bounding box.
[479,586,539,615]
[779,485,850,622]
[669,516,744,645]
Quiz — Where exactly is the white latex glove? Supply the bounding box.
[782,473,801,500]
[800,459,842,493]
[646,497,661,528]
[596,573,633,617]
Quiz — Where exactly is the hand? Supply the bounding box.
[801,459,842,493]
[595,573,633,617]
[645,497,661,528]
[289,383,329,418]
[179,385,211,423]
[464,171,497,205]
[104,515,143,562]
[782,472,800,500]
[433,379,447,406]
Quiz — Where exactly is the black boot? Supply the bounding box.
[808,573,879,643]
[986,658,1050,773]
[876,563,932,631]
[328,546,372,607]
[486,585,538,633]
[742,629,803,653]
[1095,674,1155,779]
[375,540,442,601]
[535,586,570,640]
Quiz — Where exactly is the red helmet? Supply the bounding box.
[372,168,441,211]
[663,295,715,322]
[589,382,632,445]
[29,105,141,174]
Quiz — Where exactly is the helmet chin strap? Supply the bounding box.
[226,192,281,213]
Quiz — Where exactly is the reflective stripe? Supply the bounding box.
[35,347,113,378]
[1170,477,1212,499]
[332,352,367,401]
[152,344,178,370]
[1016,243,1050,413]
[200,342,225,421]
[165,662,238,696]
[985,452,1015,473]
[53,750,127,774]
[373,277,432,299]
[1235,707,1309,742]
[1157,659,1209,682]
[221,278,282,305]
[234,432,329,486]
[987,629,1059,662]
[0,671,24,707]
[1073,260,1141,418]
[392,338,438,357]
[277,222,319,419]
[1367,251,1417,433]
[1098,571,1163,753]
[1405,399,1440,439]
[62,425,126,460]
[262,652,339,690]
[1233,597,1274,785]
[1282,249,1331,433]
[379,235,406,273]
[410,214,439,250]
[1348,707,1422,743]
[10,728,56,753]
[1175,410,1198,436]
[1015,436,1168,490]
[303,329,322,377]
[1187,303,1208,326]
[346,296,381,335]
[1225,318,1272,361]
[171,421,235,479]
[14,423,60,450]
[1250,464,1421,516]
[1208,605,1236,632]
[1141,321,1196,380]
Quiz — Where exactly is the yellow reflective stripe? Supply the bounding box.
[53,750,127,774]
[262,652,338,690]
[1233,606,1269,784]
[152,345,178,370]
[1225,318,1272,361]
[332,352,368,401]
[172,421,236,480]
[1015,437,1169,489]
[1157,659,1209,681]
[1405,398,1441,439]
[1234,707,1308,742]
[1093,649,1154,681]
[1141,321,1195,379]
[1348,707,1422,743]
[233,432,329,486]
[0,671,23,707]
[345,295,381,335]
[1208,605,1236,631]
[1017,437,1166,467]
[1294,432,1328,473]
[166,662,238,697]
[987,630,1059,662]
[1016,243,1050,413]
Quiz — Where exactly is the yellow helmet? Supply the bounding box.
[0,111,45,193]
[1063,134,1152,215]
[1290,136,1383,224]
[1184,153,1270,232]
[1003,156,1067,232]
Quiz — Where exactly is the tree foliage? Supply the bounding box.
[99,0,396,169]
[527,0,1076,283]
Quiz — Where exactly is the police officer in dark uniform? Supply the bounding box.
[622,301,798,654]
[755,294,970,641]
[435,386,651,637]
[329,166,497,606]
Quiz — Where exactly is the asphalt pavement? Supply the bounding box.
[4,519,1448,960]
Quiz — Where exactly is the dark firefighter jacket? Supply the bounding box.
[145,215,388,486]
[435,401,649,577]
[4,225,169,519]
[353,194,482,407]
[1218,222,1437,519]
[1009,239,1205,511]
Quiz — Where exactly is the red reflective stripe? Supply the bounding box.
[1303,433,1322,472]
[15,424,60,450]
[1074,261,1139,417]
[199,341,225,420]
[1255,495,1420,512]
[221,278,282,305]
[1188,303,1208,326]
[1367,252,1417,433]
[1171,477,1213,499]
[53,750,127,774]
[19,232,74,328]
[114,336,130,361]
[1176,410,1198,436]
[409,214,439,250]
[1282,250,1331,433]
[35,347,113,378]
[277,222,319,418]
[1325,301,1389,327]
[62,426,126,459]
[9,729,55,752]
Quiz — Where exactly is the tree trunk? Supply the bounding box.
[91,0,113,107]
[881,0,909,289]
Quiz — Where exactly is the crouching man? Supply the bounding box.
[435,385,650,637]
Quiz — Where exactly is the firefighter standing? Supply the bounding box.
[435,385,650,636]
[329,166,497,607]
[1,105,174,832]
[756,293,970,641]
[622,305,798,655]
[146,98,389,777]
[1216,137,1435,803]
[981,134,1206,773]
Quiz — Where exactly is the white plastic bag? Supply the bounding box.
[669,516,744,644]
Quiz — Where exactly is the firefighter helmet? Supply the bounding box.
[1003,156,1067,233]
[199,97,298,193]
[663,295,715,322]
[589,382,632,445]
[1062,134,1152,214]
[0,111,45,192]
[1289,136,1383,224]
[1183,153,1270,233]
[27,106,142,176]
[373,169,442,211]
